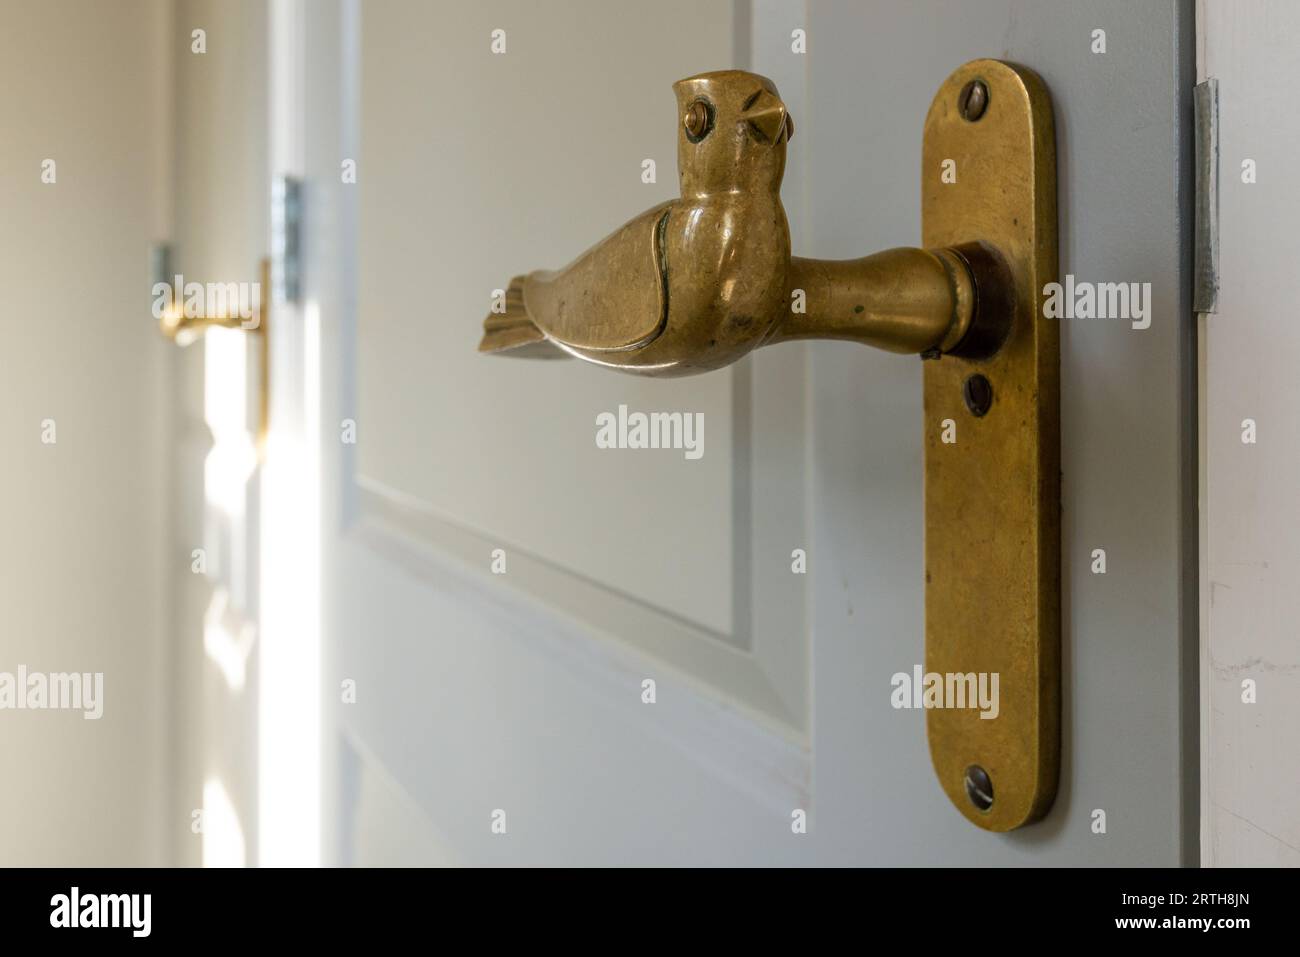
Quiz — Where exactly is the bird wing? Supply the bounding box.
[523,202,673,353]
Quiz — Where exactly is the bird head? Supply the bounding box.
[479,70,796,377]
[673,70,792,197]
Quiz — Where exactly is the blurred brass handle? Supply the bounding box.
[156,254,270,445]
[478,60,1061,835]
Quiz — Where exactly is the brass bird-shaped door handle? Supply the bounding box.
[476,60,1064,836]
[478,68,1013,376]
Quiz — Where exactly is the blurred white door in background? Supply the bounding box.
[166,0,271,867]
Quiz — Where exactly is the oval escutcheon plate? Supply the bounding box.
[921,59,1060,831]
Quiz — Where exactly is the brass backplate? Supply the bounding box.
[921,60,1059,831]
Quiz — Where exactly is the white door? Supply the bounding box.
[303,0,1197,865]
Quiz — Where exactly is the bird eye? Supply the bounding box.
[684,99,713,142]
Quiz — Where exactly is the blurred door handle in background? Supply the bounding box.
[153,252,270,447]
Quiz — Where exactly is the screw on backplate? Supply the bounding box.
[962,373,993,416]
[958,79,989,121]
[964,765,994,811]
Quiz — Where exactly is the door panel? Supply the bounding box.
[359,1,741,637]
[354,0,809,734]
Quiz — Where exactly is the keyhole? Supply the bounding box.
[962,373,993,417]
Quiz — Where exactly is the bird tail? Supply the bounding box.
[478,276,567,358]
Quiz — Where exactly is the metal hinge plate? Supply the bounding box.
[272,175,303,305]
[1194,79,1219,314]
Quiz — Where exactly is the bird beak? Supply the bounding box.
[744,89,792,145]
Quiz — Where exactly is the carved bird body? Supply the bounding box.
[480,71,794,377]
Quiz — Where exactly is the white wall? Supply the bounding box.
[0,0,171,865]
[1199,0,1300,867]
